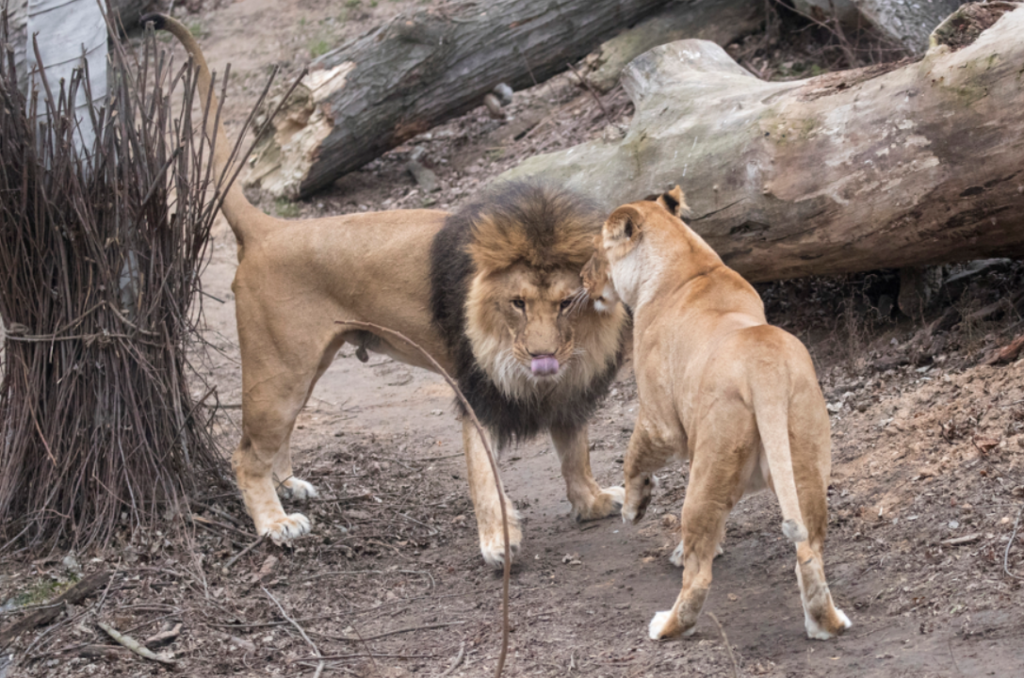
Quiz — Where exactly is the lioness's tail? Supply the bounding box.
[140,13,264,245]
[751,370,809,545]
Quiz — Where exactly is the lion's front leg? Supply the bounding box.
[461,419,522,568]
[550,423,624,522]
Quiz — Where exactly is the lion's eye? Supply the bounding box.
[560,298,573,311]
[643,477,651,486]
[512,299,525,310]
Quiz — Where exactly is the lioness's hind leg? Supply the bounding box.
[550,424,623,521]
[649,449,737,640]
[462,420,522,568]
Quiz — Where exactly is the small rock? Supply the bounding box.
[660,514,678,529]
[562,553,582,565]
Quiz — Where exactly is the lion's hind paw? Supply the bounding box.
[262,513,312,545]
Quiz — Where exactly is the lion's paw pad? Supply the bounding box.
[278,478,318,503]
[262,513,311,545]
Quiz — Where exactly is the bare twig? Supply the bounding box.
[1004,503,1024,580]
[337,320,512,677]
[221,535,266,574]
[314,621,465,643]
[440,642,466,677]
[97,621,176,665]
[567,61,611,122]
[261,585,325,678]
[706,612,740,678]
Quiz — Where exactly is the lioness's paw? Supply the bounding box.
[573,486,625,522]
[669,540,723,567]
[277,477,318,503]
[804,606,852,640]
[262,513,311,545]
[648,611,673,640]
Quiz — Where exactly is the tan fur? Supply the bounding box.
[584,187,851,640]
[149,14,627,567]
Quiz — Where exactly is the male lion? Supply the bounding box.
[583,187,851,640]
[145,14,629,567]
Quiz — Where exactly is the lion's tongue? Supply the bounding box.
[531,355,559,376]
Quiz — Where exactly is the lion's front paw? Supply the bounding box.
[261,513,312,545]
[277,477,318,503]
[479,514,523,569]
[573,486,625,522]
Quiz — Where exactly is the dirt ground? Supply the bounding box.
[2,1,1023,676]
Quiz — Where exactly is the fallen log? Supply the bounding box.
[0,570,111,647]
[244,0,678,199]
[499,4,1024,283]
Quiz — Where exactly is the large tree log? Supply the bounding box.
[498,5,1024,283]
[245,0,683,199]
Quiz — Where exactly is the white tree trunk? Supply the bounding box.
[13,0,107,152]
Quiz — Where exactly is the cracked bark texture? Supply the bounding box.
[499,6,1024,283]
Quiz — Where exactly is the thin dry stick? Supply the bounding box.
[337,320,511,678]
[221,535,266,574]
[440,641,466,678]
[261,585,325,678]
[566,61,611,123]
[706,612,739,678]
[1004,502,1024,580]
[97,621,176,666]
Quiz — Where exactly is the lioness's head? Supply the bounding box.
[582,186,688,310]
[461,184,627,399]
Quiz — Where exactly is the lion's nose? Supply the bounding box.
[530,354,559,376]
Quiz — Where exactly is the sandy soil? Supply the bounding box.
[2,1,1023,676]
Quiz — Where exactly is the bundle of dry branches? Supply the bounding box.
[0,12,258,550]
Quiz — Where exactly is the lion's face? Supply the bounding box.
[465,262,625,400]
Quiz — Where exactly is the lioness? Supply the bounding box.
[146,14,629,567]
[583,187,851,640]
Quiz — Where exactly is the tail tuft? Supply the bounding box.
[782,518,808,543]
[139,13,167,30]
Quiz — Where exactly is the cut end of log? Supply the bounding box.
[245,62,355,199]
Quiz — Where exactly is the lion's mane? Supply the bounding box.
[429,182,626,449]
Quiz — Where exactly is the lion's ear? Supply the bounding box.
[656,186,687,218]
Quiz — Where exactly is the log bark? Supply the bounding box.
[793,0,962,56]
[580,0,764,92]
[244,0,680,199]
[0,571,111,646]
[498,5,1024,283]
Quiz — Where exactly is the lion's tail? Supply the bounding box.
[751,368,809,545]
[140,13,265,246]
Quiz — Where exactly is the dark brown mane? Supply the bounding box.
[428,182,625,449]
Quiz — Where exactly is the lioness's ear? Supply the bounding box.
[656,186,687,218]
[605,206,642,244]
